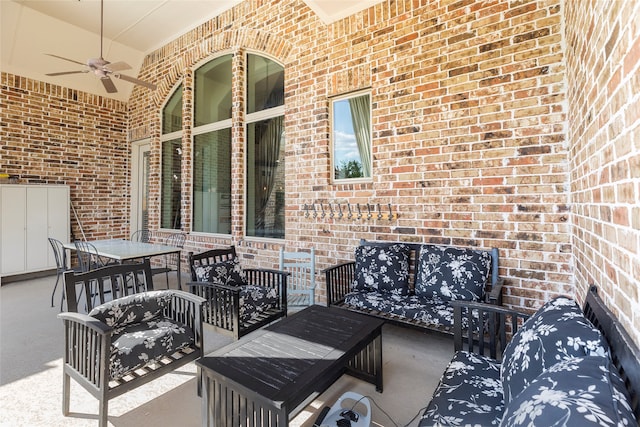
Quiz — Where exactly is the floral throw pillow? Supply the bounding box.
[414,245,491,301]
[352,244,411,295]
[500,356,636,427]
[194,258,247,287]
[500,296,609,404]
[89,290,173,330]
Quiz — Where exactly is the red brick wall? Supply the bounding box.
[565,1,640,343]
[128,0,570,309]
[0,73,130,241]
[2,1,638,340]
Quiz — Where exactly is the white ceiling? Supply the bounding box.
[1,0,384,102]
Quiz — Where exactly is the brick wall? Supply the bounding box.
[2,0,638,340]
[0,73,130,241]
[128,0,570,309]
[565,1,640,343]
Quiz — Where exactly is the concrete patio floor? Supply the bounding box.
[0,271,453,427]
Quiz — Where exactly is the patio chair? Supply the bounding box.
[279,247,315,308]
[48,237,81,310]
[187,246,288,339]
[59,259,205,427]
[73,240,113,272]
[130,229,153,242]
[151,232,185,288]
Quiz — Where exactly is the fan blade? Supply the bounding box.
[103,61,131,72]
[113,73,157,90]
[46,54,86,67]
[100,76,117,93]
[46,70,88,76]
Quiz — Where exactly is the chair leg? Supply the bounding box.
[98,397,108,427]
[62,371,70,416]
[51,272,61,307]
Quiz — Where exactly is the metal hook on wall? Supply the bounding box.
[329,204,334,218]
[388,203,393,221]
[312,204,317,218]
[304,204,309,218]
[337,203,343,219]
[347,203,353,219]
[366,203,372,220]
[377,203,383,220]
[356,203,362,219]
[320,204,326,218]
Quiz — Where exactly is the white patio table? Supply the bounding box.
[63,239,183,290]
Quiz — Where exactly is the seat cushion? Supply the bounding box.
[500,356,637,427]
[238,284,279,324]
[414,245,491,301]
[352,243,411,295]
[420,351,504,427]
[89,290,174,331]
[500,296,609,403]
[344,291,475,329]
[194,258,247,287]
[109,317,195,380]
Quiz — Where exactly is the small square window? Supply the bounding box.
[331,92,372,182]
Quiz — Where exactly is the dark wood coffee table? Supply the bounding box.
[197,305,385,426]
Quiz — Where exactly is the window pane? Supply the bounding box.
[247,55,284,114]
[246,117,285,238]
[193,129,232,234]
[194,55,232,127]
[161,138,182,229]
[162,85,183,134]
[332,94,371,180]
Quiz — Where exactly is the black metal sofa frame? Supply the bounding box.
[187,246,289,340]
[452,285,640,421]
[324,239,503,334]
[58,260,205,427]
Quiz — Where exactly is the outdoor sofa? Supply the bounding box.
[420,286,640,426]
[324,240,502,334]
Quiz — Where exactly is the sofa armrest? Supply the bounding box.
[187,281,241,334]
[164,290,205,350]
[486,277,504,305]
[451,300,530,360]
[58,312,112,389]
[323,261,355,305]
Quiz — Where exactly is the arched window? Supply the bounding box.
[245,54,285,239]
[160,84,183,230]
[192,55,233,234]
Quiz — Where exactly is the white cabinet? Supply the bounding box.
[0,185,70,277]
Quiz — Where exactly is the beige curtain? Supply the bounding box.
[348,95,371,177]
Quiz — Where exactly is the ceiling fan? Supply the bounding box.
[45,0,156,94]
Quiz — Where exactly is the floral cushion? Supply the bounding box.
[352,244,411,295]
[500,296,609,403]
[344,291,476,330]
[109,318,194,380]
[194,258,247,287]
[500,356,637,427]
[238,285,279,324]
[420,351,504,427]
[414,245,491,301]
[89,290,173,332]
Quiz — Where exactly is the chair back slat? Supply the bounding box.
[64,259,154,313]
[279,247,315,306]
